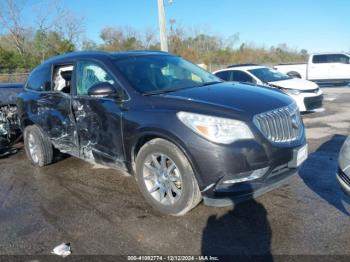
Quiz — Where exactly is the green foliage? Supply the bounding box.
[0,46,30,72]
[0,24,309,73]
[0,29,76,73]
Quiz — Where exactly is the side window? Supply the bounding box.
[340,55,350,64]
[312,54,350,64]
[312,55,327,64]
[52,64,74,94]
[76,61,115,96]
[25,66,51,91]
[327,54,349,64]
[232,71,254,83]
[215,71,230,81]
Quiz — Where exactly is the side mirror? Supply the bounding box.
[88,82,118,98]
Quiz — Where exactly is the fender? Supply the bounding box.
[126,127,205,188]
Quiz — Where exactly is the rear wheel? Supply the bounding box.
[24,125,53,167]
[135,138,201,216]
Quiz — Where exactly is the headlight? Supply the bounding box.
[177,112,254,144]
[282,88,301,95]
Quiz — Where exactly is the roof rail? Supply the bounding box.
[226,63,260,68]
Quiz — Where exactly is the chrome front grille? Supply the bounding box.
[253,103,303,144]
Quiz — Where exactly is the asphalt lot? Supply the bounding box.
[0,87,350,259]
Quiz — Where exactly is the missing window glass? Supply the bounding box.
[53,65,74,94]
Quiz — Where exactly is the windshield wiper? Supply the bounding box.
[199,81,223,87]
[143,85,199,96]
[143,81,222,96]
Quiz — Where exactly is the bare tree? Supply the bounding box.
[34,0,58,31]
[99,26,144,51]
[54,10,85,46]
[0,0,27,55]
[143,28,157,49]
[100,27,124,50]
[34,0,85,46]
[225,33,240,49]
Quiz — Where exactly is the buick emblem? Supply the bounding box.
[291,114,299,129]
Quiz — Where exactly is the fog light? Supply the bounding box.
[223,167,270,184]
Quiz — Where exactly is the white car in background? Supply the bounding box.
[213,64,323,112]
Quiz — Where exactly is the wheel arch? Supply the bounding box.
[128,130,204,188]
[287,71,302,79]
[21,118,35,130]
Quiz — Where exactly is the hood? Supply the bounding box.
[0,83,23,106]
[161,82,294,116]
[268,78,318,90]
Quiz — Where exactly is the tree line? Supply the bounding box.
[0,0,308,74]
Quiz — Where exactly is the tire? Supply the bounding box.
[24,125,53,167]
[135,138,202,216]
[287,71,301,79]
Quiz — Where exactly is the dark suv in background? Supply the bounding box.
[17,51,307,215]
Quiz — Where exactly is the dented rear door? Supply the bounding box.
[20,63,79,156]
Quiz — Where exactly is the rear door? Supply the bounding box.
[22,63,79,156]
[71,59,125,168]
[231,70,256,84]
[326,54,350,80]
[308,54,350,80]
[42,63,79,155]
[214,71,231,81]
[308,55,330,80]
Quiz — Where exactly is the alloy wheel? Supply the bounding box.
[142,153,183,205]
[28,133,39,163]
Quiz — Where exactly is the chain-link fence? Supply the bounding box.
[0,72,29,83]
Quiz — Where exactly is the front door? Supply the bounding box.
[72,60,125,168]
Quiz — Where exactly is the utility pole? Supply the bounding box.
[157,0,168,52]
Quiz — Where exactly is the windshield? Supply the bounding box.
[114,55,221,94]
[248,67,291,82]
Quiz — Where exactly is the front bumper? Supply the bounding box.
[304,94,323,111]
[164,109,306,205]
[289,92,323,112]
[203,164,297,207]
[200,143,307,207]
[337,168,350,196]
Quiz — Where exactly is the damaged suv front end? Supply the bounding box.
[151,83,308,207]
[199,103,307,206]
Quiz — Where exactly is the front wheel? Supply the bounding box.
[135,138,201,216]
